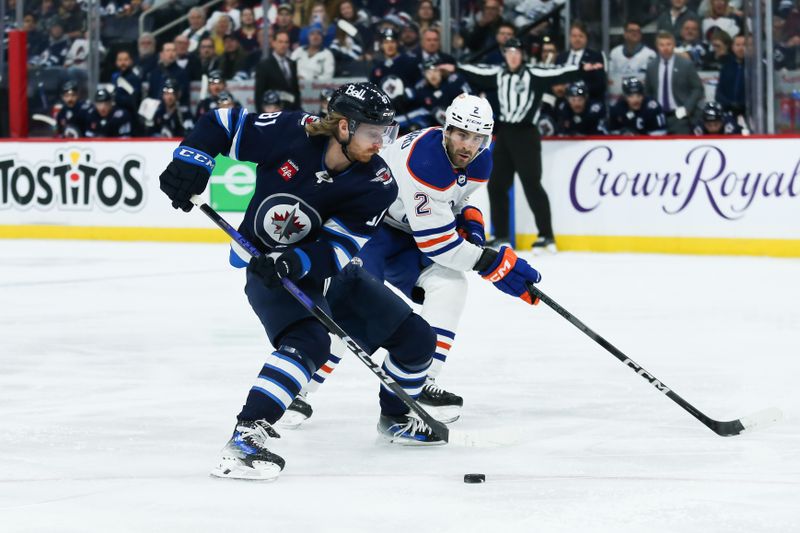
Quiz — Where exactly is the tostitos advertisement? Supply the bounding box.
[1,137,799,257]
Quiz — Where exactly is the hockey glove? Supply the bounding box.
[476,246,542,305]
[248,249,312,289]
[456,206,486,246]
[159,147,215,212]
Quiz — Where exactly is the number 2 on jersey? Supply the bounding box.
[414,192,431,216]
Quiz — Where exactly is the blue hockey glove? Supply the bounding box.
[456,206,486,246]
[248,249,312,288]
[159,146,215,212]
[476,246,542,305]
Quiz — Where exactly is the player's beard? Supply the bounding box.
[350,144,380,163]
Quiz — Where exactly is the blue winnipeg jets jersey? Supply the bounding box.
[179,109,398,281]
[608,97,667,135]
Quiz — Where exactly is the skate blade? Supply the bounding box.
[276,410,310,429]
[419,403,462,424]
[210,459,282,481]
[377,432,447,447]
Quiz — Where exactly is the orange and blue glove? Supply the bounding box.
[456,206,485,246]
[476,246,541,305]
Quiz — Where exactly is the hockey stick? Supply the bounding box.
[190,196,450,442]
[526,283,782,436]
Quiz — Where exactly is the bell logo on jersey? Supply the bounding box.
[254,194,321,247]
[345,85,367,100]
[278,160,299,182]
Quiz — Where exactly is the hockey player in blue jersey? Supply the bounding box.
[608,77,667,136]
[693,101,742,136]
[159,82,451,480]
[557,81,607,136]
[281,93,545,426]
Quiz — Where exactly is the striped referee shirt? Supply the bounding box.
[457,62,581,125]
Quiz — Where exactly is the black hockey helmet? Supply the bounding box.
[380,28,399,41]
[94,88,113,103]
[622,76,644,96]
[61,80,79,94]
[217,91,234,104]
[208,70,224,83]
[328,82,395,126]
[503,37,523,51]
[161,78,179,94]
[567,81,587,98]
[262,90,281,106]
[703,101,724,122]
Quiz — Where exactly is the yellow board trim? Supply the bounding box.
[2,226,800,258]
[0,225,230,243]
[516,234,800,258]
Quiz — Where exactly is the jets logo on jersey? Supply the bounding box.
[278,160,299,181]
[371,167,393,186]
[254,194,321,247]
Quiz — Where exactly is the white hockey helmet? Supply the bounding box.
[443,93,494,160]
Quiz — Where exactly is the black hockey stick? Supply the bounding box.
[190,196,449,443]
[526,283,782,437]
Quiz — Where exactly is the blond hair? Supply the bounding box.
[305,111,345,137]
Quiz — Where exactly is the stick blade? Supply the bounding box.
[713,407,784,437]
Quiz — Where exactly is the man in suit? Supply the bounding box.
[645,31,705,134]
[254,29,301,111]
[556,20,606,101]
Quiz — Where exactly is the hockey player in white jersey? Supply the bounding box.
[280,93,544,428]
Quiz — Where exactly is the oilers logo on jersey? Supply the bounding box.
[254,194,321,247]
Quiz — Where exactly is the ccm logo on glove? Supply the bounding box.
[174,147,216,171]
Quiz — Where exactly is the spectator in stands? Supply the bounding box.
[273,4,301,50]
[479,22,516,64]
[608,20,657,97]
[557,81,607,136]
[645,31,705,134]
[210,15,234,56]
[207,0,242,32]
[411,28,456,78]
[609,77,667,135]
[22,14,48,58]
[174,34,203,82]
[335,0,373,55]
[147,42,190,109]
[556,20,606,101]
[463,0,507,55]
[370,28,420,90]
[676,18,710,69]
[291,24,335,81]
[56,80,90,138]
[330,23,364,73]
[150,79,192,138]
[195,70,240,119]
[85,89,133,138]
[702,0,741,40]
[704,28,732,70]
[366,0,417,21]
[716,33,745,118]
[537,35,559,65]
[656,0,701,39]
[513,0,563,35]
[406,58,472,129]
[254,29,301,110]
[773,9,800,70]
[32,0,58,33]
[400,22,421,51]
[33,19,70,67]
[111,49,142,121]
[195,37,221,78]
[182,7,210,54]
[236,8,260,53]
[106,0,146,44]
[299,1,337,48]
[693,100,741,135]
[415,0,440,33]
[135,33,159,81]
[57,0,85,40]
[219,34,254,81]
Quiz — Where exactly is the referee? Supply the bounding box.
[442,38,582,253]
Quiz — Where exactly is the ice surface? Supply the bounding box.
[1,241,798,532]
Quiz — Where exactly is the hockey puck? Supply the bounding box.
[463,473,486,484]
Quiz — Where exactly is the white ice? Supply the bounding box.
[1,240,798,533]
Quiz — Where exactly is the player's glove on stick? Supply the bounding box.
[476,246,542,305]
[248,249,312,289]
[159,147,215,212]
[456,206,486,246]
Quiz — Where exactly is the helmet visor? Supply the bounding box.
[353,121,400,146]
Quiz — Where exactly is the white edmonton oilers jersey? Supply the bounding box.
[379,127,493,271]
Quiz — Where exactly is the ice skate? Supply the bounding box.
[419,378,463,423]
[531,236,557,256]
[377,413,447,446]
[210,419,285,481]
[277,393,313,429]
